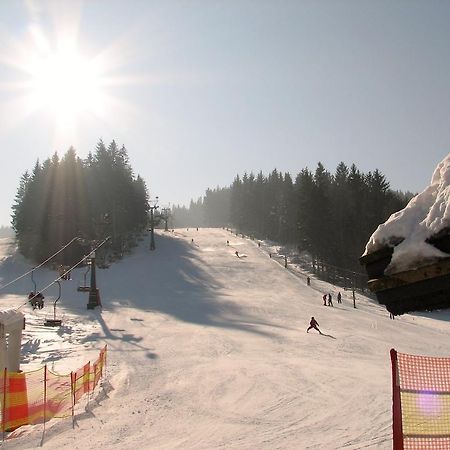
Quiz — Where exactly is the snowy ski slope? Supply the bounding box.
[0,229,449,450]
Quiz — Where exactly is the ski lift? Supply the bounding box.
[31,269,37,293]
[77,259,91,292]
[28,291,44,310]
[27,270,45,309]
[59,265,71,281]
[44,280,62,327]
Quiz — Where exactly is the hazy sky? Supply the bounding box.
[0,0,449,227]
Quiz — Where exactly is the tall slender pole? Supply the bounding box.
[149,197,158,251]
[87,250,100,309]
[2,367,6,440]
[352,276,356,308]
[160,207,170,232]
[150,207,155,251]
[42,365,47,446]
[71,371,75,429]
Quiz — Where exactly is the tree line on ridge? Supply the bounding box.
[172,162,412,272]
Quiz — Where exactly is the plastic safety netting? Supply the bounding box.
[391,348,450,450]
[0,345,107,432]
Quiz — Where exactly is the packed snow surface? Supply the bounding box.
[0,230,450,449]
[364,152,450,273]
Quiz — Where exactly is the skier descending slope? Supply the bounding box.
[306,317,322,334]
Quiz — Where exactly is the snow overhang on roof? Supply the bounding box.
[363,153,450,275]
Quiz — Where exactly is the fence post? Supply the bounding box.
[41,365,47,446]
[390,349,404,449]
[103,345,107,378]
[2,367,7,442]
[71,371,75,429]
[87,361,91,407]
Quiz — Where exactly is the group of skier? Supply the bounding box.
[307,290,344,335]
[322,291,342,307]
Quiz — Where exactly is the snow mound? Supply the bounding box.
[364,153,450,274]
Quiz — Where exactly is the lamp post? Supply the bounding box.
[149,197,159,251]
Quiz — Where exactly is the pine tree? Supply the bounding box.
[12,140,149,265]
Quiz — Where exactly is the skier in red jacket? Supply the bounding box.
[307,317,322,334]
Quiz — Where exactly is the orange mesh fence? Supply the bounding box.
[0,345,107,432]
[73,362,90,404]
[91,346,106,391]
[391,348,450,450]
[1,370,30,431]
[24,368,45,426]
[45,369,72,419]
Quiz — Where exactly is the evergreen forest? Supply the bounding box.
[11,140,149,265]
[172,163,413,272]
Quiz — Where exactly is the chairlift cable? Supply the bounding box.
[0,236,80,292]
[16,236,111,311]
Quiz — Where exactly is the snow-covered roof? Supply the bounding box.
[364,153,450,274]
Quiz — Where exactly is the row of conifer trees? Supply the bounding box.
[11,140,149,265]
[173,162,412,271]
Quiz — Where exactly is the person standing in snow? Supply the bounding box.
[307,317,322,334]
[307,276,311,286]
[337,292,342,304]
[327,293,333,307]
[323,294,327,306]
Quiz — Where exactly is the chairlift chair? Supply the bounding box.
[44,280,62,327]
[28,270,45,309]
[28,291,44,309]
[59,265,71,281]
[77,259,91,292]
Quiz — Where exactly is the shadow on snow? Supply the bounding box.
[0,232,280,338]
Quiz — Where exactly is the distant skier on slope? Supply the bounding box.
[327,293,333,307]
[323,294,327,306]
[307,317,322,334]
[235,250,240,258]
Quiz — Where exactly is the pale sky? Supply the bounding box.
[0,0,449,227]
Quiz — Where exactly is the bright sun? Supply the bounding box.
[1,4,137,148]
[2,17,113,145]
[31,54,99,114]
[29,50,103,118]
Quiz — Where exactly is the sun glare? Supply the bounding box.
[20,41,110,145]
[0,11,113,145]
[0,2,143,147]
[29,49,103,118]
